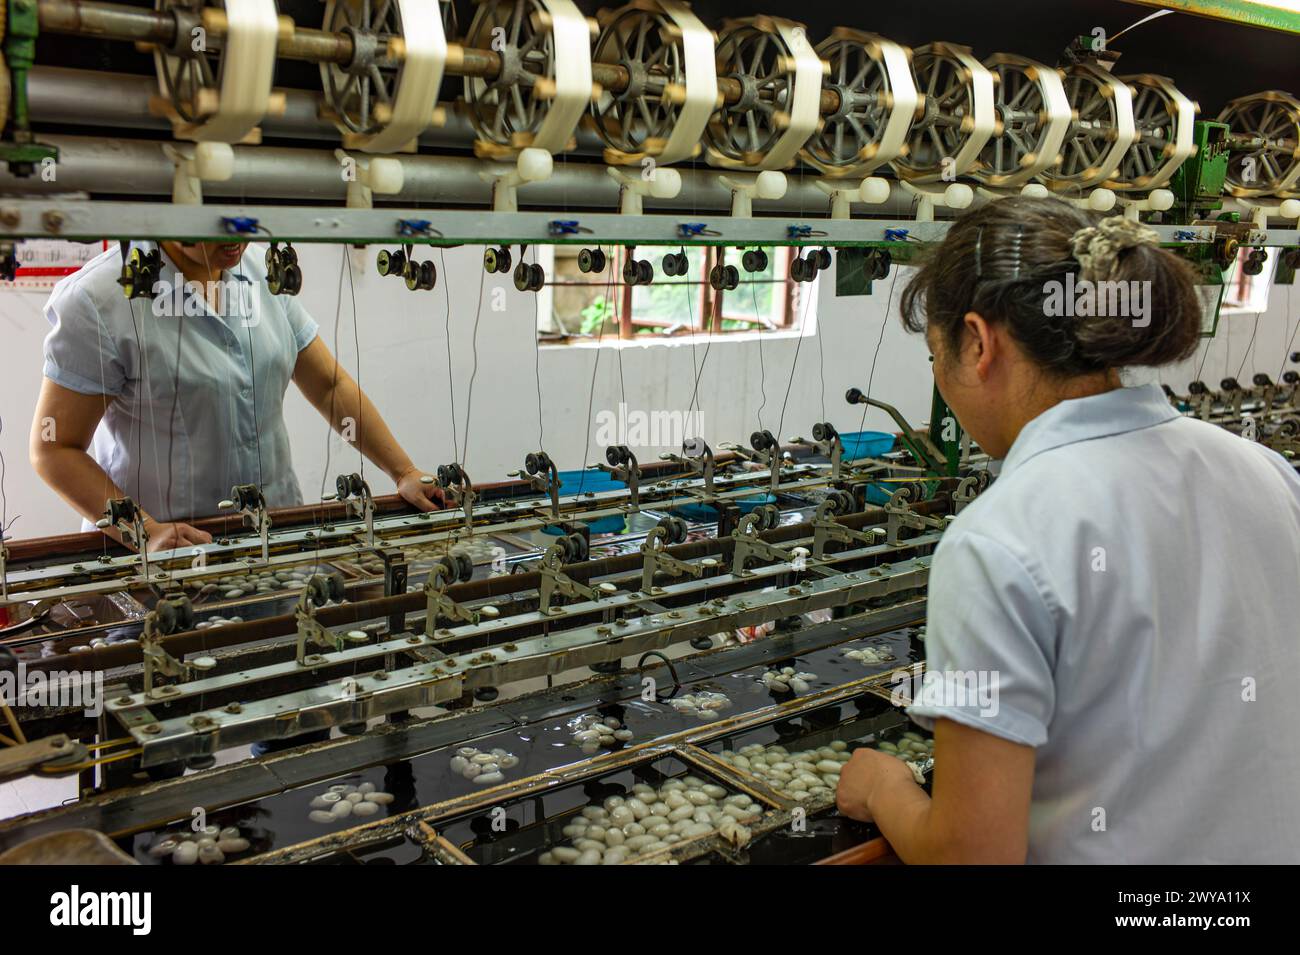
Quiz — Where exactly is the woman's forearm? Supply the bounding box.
[30,445,135,544]
[865,777,943,863]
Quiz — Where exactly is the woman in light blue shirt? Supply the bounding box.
[836,197,1300,863]
[30,240,444,549]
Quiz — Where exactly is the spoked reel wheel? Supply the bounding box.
[1218,90,1300,198]
[153,0,279,142]
[706,15,825,171]
[1041,62,1135,193]
[1104,74,1196,191]
[800,27,920,178]
[320,0,448,153]
[973,52,1071,189]
[892,41,995,183]
[590,0,716,165]
[463,0,594,156]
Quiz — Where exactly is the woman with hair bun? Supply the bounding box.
[835,196,1300,863]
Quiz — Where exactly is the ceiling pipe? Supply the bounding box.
[0,133,926,218]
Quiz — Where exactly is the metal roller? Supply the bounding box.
[1104,74,1197,192]
[589,0,717,166]
[152,0,280,142]
[973,52,1071,189]
[1219,90,1300,198]
[319,0,448,154]
[462,0,596,157]
[1041,62,1135,192]
[892,41,995,183]
[705,15,826,171]
[800,27,920,179]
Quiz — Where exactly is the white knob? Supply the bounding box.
[755,170,787,200]
[517,147,553,183]
[650,167,682,199]
[479,605,500,619]
[1087,187,1116,212]
[366,157,404,195]
[194,142,235,182]
[1147,189,1174,212]
[858,177,890,204]
[1279,198,1300,220]
[1019,182,1049,199]
[943,182,974,209]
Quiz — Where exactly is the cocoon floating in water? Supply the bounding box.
[172,842,199,865]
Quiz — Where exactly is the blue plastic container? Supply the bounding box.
[838,430,895,462]
[556,469,624,495]
[669,492,776,524]
[539,469,627,535]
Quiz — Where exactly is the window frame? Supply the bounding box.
[543,245,809,343]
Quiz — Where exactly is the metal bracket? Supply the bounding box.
[538,537,614,615]
[953,474,989,514]
[218,484,271,564]
[294,572,351,665]
[598,445,641,508]
[512,451,560,520]
[640,518,712,593]
[381,547,409,634]
[798,421,845,480]
[721,429,785,495]
[423,554,484,633]
[326,472,375,547]
[94,497,150,577]
[730,505,795,576]
[140,594,213,693]
[660,440,715,498]
[811,497,883,559]
[884,486,953,545]
[436,463,476,533]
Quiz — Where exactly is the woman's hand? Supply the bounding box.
[143,519,213,552]
[395,467,448,512]
[835,747,922,822]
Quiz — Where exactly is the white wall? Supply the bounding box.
[1150,287,1300,393]
[5,244,1294,541]
[0,244,934,540]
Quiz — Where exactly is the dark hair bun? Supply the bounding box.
[899,196,1203,374]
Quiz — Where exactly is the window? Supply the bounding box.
[542,245,813,342]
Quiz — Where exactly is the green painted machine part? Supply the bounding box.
[834,244,909,297]
[928,387,961,477]
[1126,0,1300,35]
[1,0,58,177]
[1168,121,1231,222]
